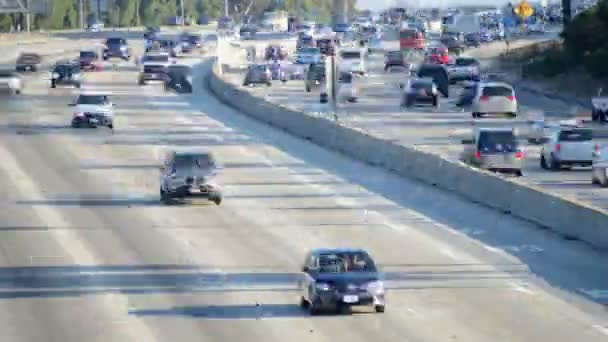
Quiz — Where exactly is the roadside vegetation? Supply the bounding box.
[524,0,608,79]
[0,0,356,32]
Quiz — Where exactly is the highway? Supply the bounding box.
[221,27,608,214]
[0,30,608,341]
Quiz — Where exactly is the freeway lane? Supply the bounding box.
[221,30,608,213]
[0,36,608,341]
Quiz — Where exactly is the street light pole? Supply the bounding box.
[80,0,84,29]
[180,0,185,26]
[225,0,229,17]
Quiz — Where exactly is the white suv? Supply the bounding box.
[541,125,596,170]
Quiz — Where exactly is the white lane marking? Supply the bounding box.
[509,281,535,295]
[0,144,159,342]
[592,325,608,336]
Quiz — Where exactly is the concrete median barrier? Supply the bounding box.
[208,60,608,251]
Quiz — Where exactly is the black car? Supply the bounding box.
[401,78,439,107]
[181,32,203,48]
[51,61,81,88]
[464,32,481,47]
[164,65,192,93]
[79,50,100,71]
[299,248,385,315]
[144,26,160,40]
[440,32,465,55]
[103,37,130,60]
[15,53,41,72]
[416,63,449,97]
[384,50,407,72]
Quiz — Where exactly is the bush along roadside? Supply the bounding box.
[523,0,608,79]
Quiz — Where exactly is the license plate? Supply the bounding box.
[343,295,358,303]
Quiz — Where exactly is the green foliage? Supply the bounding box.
[1,0,357,31]
[527,0,608,79]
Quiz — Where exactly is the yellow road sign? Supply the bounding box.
[514,1,534,18]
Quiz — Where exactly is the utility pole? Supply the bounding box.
[225,0,229,17]
[79,0,84,29]
[135,0,140,26]
[180,0,185,26]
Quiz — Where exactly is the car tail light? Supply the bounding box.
[507,95,515,101]
[475,151,481,159]
[479,96,489,101]
[555,143,561,152]
[594,144,600,153]
[514,151,523,159]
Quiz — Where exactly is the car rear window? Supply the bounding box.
[340,51,361,59]
[482,86,513,97]
[339,72,353,83]
[77,95,107,105]
[80,51,96,58]
[411,81,432,90]
[456,58,478,66]
[478,131,518,153]
[175,154,215,168]
[145,55,169,63]
[559,129,592,141]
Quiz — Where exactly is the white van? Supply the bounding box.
[338,48,367,75]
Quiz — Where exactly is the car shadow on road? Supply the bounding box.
[129,304,310,319]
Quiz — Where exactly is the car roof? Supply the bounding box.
[479,81,512,88]
[475,127,515,133]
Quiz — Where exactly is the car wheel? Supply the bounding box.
[211,194,222,205]
[160,188,170,204]
[472,112,480,118]
[515,170,523,177]
[51,81,56,88]
[549,157,561,170]
[508,112,517,118]
[375,305,385,313]
[299,296,309,308]
[266,82,272,87]
[75,83,81,89]
[540,155,549,169]
[432,96,438,107]
[306,86,310,92]
[600,169,608,187]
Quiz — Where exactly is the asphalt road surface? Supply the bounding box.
[0,30,608,341]
[222,28,608,213]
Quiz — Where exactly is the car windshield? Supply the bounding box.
[317,252,377,273]
[80,51,96,58]
[106,38,124,46]
[77,95,108,105]
[145,55,169,62]
[55,64,79,73]
[175,154,215,169]
[340,51,361,59]
[482,86,513,97]
[478,131,518,153]
[559,129,593,142]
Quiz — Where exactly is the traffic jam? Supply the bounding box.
[230,5,608,187]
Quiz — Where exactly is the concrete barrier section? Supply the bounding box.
[208,62,608,251]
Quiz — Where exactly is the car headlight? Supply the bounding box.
[315,282,332,291]
[367,281,384,294]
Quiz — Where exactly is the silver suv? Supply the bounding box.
[159,151,223,205]
[461,128,524,176]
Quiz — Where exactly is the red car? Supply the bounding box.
[425,47,449,65]
[79,50,103,71]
